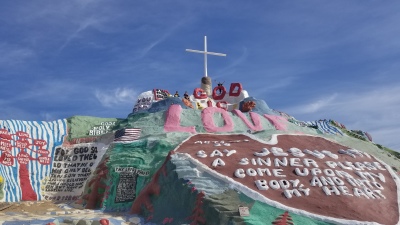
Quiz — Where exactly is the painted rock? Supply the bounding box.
[173,134,400,225]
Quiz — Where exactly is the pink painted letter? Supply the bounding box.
[164,105,196,133]
[202,107,234,133]
[232,110,263,131]
[263,115,287,131]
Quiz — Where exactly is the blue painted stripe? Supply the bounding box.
[0,119,67,202]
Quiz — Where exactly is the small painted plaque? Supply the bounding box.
[239,206,250,217]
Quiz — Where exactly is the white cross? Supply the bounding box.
[186,36,226,77]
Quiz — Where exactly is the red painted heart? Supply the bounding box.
[1,152,14,166]
[17,151,30,165]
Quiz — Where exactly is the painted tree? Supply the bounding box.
[0,129,50,201]
[82,156,109,209]
[272,211,294,225]
[187,191,206,225]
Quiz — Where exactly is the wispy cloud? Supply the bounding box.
[95,87,137,107]
[250,75,297,98]
[0,44,35,67]
[283,85,400,150]
[13,79,84,102]
[294,93,338,114]
[40,112,56,121]
[136,19,189,60]
[0,104,37,121]
[215,47,248,78]
[59,16,102,51]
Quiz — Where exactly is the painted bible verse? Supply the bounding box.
[173,134,399,225]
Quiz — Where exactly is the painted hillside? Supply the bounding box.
[0,81,399,225]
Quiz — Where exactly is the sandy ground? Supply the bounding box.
[0,201,142,224]
[0,201,68,214]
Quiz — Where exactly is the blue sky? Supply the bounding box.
[1,1,400,150]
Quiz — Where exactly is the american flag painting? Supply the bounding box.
[114,128,141,142]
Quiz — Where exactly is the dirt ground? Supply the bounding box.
[0,201,71,214]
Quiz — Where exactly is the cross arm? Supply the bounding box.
[186,49,227,56]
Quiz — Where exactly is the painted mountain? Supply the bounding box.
[0,82,399,225]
